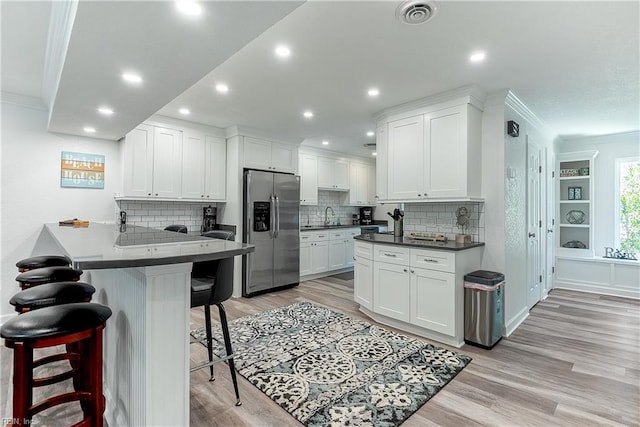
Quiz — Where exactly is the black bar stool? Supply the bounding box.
[190,231,241,406]
[16,255,72,272]
[1,303,112,426]
[10,282,96,313]
[16,267,83,290]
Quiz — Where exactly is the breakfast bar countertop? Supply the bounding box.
[354,233,485,251]
[43,223,254,270]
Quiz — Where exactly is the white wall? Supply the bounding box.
[1,99,121,321]
[556,131,640,256]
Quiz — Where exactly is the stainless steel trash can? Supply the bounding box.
[464,270,505,349]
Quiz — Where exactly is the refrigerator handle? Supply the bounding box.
[274,194,280,238]
[269,194,275,238]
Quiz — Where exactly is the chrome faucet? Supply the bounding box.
[324,206,335,226]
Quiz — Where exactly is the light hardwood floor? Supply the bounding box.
[2,276,639,426]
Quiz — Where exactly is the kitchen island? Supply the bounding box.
[38,223,254,427]
[353,234,484,347]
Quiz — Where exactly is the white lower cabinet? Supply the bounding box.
[354,241,482,347]
[410,267,455,336]
[373,262,410,322]
[354,256,373,310]
[300,228,361,278]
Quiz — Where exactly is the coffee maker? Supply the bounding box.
[202,205,217,233]
[359,207,373,225]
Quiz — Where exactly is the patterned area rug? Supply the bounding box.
[191,301,471,426]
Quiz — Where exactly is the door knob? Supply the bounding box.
[528,232,536,238]
[547,229,554,233]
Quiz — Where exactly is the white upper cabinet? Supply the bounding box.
[152,127,183,198]
[377,95,483,202]
[122,124,154,197]
[122,123,225,201]
[299,153,318,205]
[243,136,296,173]
[375,123,388,201]
[181,131,206,199]
[387,115,424,200]
[318,157,349,190]
[204,135,226,201]
[349,162,375,205]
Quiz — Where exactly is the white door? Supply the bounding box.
[373,262,410,322]
[181,131,205,199]
[354,256,373,310]
[545,149,555,295]
[153,127,182,198]
[122,125,154,197]
[244,136,272,170]
[271,143,296,173]
[410,267,455,336]
[345,238,355,268]
[300,154,318,205]
[311,241,329,273]
[333,159,350,190]
[299,242,312,276]
[387,115,424,200]
[527,140,543,309]
[375,123,388,200]
[366,164,376,204]
[204,135,226,200]
[317,157,334,189]
[329,240,346,270]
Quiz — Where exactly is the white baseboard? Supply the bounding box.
[554,281,639,299]
[505,306,529,337]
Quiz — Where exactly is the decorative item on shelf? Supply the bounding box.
[580,167,590,176]
[568,187,575,200]
[560,168,580,177]
[562,240,587,249]
[566,210,585,224]
[507,120,519,137]
[604,247,638,260]
[574,187,582,200]
[407,232,448,242]
[455,206,471,243]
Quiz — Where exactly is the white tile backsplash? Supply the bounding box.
[116,200,217,234]
[403,202,485,242]
[299,190,363,226]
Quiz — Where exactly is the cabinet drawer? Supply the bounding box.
[329,230,346,240]
[345,228,360,237]
[374,245,410,265]
[354,241,373,260]
[312,231,329,241]
[410,248,455,273]
[300,233,313,243]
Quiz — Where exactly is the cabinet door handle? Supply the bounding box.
[384,253,397,257]
[403,268,408,273]
[148,193,151,196]
[528,232,536,238]
[411,269,415,273]
[155,193,158,196]
[423,258,438,263]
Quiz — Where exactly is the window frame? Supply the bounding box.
[614,156,640,250]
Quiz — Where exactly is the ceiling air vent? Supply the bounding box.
[396,0,438,25]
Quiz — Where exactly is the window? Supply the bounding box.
[615,157,640,256]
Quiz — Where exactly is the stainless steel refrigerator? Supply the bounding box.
[242,169,300,296]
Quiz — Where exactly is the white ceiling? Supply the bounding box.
[2,1,639,156]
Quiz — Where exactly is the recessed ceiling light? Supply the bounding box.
[121,72,142,84]
[179,108,191,115]
[84,127,96,133]
[322,140,329,145]
[215,83,229,93]
[303,111,313,118]
[372,152,378,156]
[175,1,202,16]
[275,45,291,58]
[469,51,486,63]
[367,88,380,97]
[98,107,114,115]
[366,131,375,137]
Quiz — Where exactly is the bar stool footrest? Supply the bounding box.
[30,391,91,416]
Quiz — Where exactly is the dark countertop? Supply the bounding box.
[354,233,485,251]
[300,221,388,231]
[43,223,254,270]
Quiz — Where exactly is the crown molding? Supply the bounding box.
[505,90,557,140]
[0,92,48,111]
[373,84,487,123]
[224,125,302,146]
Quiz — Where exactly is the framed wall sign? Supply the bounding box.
[61,151,105,189]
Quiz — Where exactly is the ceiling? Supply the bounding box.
[2,1,639,157]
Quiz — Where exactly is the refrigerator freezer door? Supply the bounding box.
[273,174,300,288]
[244,170,275,294]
